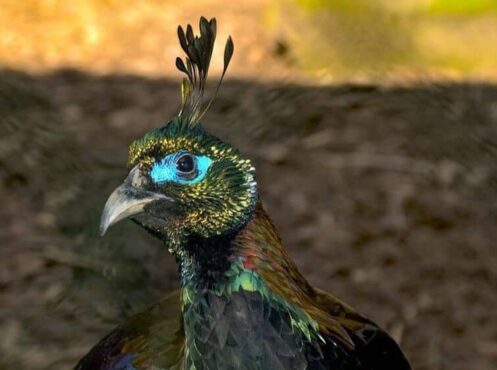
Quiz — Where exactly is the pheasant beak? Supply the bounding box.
[100,166,173,236]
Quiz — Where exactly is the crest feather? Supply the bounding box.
[175,17,234,126]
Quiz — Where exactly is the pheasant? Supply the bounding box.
[76,17,411,370]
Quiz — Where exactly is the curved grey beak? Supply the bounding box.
[100,166,173,235]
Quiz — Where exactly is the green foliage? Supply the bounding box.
[271,0,497,79]
[428,0,497,14]
[294,0,497,14]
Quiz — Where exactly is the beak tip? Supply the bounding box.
[99,216,110,236]
[99,205,114,236]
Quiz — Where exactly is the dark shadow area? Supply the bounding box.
[1,69,497,370]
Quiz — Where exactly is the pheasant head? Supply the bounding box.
[100,17,257,259]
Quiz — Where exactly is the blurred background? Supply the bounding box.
[1,1,497,369]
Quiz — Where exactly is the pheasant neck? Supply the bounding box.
[176,202,293,291]
[177,204,327,369]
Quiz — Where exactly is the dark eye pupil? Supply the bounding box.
[176,154,195,173]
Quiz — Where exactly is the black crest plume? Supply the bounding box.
[175,17,234,126]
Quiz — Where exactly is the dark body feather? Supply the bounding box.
[75,291,184,370]
[76,291,409,370]
[76,205,410,370]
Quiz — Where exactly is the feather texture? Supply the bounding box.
[76,205,411,370]
[175,17,233,126]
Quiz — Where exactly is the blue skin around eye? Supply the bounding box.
[150,152,212,185]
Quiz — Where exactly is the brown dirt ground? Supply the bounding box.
[1,69,497,370]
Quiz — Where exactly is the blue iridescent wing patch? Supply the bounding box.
[109,353,138,370]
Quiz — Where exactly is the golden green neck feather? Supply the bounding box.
[178,202,357,349]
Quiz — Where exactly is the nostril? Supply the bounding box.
[129,165,147,188]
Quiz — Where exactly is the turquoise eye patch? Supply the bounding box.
[150,152,212,185]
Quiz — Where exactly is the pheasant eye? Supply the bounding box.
[176,153,195,174]
[150,152,212,185]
